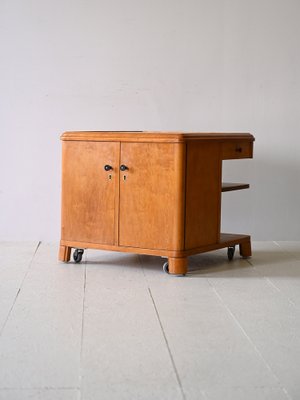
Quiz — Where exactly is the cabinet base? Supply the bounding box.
[239,240,252,258]
[168,257,188,275]
[59,232,252,273]
[59,245,71,262]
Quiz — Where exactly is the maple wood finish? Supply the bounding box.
[61,141,119,245]
[221,140,253,159]
[119,142,185,250]
[59,131,254,275]
[185,141,222,249]
[239,240,252,258]
[168,257,188,275]
[59,245,71,262]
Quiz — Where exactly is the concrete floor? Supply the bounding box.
[0,241,299,400]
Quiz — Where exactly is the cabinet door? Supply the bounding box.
[119,142,185,251]
[61,141,119,245]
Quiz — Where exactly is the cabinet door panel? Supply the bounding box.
[61,141,119,245]
[119,143,185,251]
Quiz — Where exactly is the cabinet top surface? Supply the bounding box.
[61,131,255,143]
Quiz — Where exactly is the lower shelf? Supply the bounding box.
[61,233,251,259]
[60,232,252,274]
[183,233,251,256]
[220,233,251,245]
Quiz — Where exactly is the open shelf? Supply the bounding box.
[184,233,251,256]
[222,182,250,192]
[219,233,250,244]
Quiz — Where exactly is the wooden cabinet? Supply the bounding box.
[59,131,255,275]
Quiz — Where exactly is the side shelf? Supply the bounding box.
[183,233,252,257]
[222,182,250,192]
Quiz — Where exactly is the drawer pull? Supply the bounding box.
[104,165,113,171]
[120,165,129,171]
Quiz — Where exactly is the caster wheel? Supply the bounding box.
[73,249,84,263]
[162,261,169,274]
[227,246,235,261]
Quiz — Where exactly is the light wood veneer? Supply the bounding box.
[59,131,254,275]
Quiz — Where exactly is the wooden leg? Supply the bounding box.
[168,257,188,275]
[59,245,71,262]
[239,239,252,258]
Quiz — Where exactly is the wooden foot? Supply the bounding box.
[168,257,188,275]
[59,245,71,262]
[239,239,252,258]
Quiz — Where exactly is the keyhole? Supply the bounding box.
[123,175,127,181]
[108,174,112,180]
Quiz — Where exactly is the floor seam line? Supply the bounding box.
[139,255,186,400]
[0,241,41,337]
[148,287,186,400]
[246,259,297,307]
[275,241,300,261]
[201,390,209,400]
[79,254,87,400]
[247,258,281,292]
[207,279,292,400]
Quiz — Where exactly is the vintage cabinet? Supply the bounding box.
[59,131,255,275]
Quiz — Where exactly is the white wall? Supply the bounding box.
[0,0,299,241]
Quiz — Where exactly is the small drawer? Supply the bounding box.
[221,140,253,160]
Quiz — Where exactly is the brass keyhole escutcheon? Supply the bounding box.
[108,174,112,180]
[123,175,127,181]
